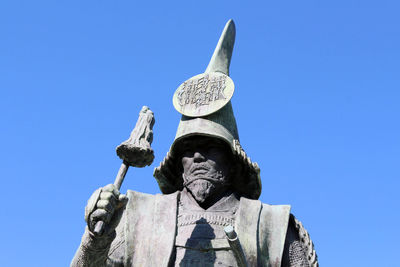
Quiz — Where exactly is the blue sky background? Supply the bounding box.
[1,1,399,266]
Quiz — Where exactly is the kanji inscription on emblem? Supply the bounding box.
[177,74,227,107]
[173,72,235,117]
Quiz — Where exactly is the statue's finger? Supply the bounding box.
[118,194,127,202]
[90,208,112,223]
[117,194,128,209]
[103,184,120,198]
[85,188,102,223]
[96,199,115,214]
[100,191,117,202]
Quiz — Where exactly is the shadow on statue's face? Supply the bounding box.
[180,136,232,208]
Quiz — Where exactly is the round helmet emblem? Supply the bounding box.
[173,72,234,117]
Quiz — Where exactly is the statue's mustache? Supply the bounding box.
[183,163,226,187]
[188,162,211,174]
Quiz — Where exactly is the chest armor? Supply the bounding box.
[174,192,240,267]
[123,190,291,267]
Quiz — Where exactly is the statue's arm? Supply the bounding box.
[71,214,125,267]
[281,214,318,267]
[71,185,128,267]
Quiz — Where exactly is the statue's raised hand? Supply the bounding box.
[85,184,128,236]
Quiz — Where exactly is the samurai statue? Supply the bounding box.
[72,19,318,267]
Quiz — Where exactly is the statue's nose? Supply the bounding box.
[193,151,206,162]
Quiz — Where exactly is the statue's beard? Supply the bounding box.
[183,166,227,205]
[186,179,217,204]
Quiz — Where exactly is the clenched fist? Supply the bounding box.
[85,184,128,236]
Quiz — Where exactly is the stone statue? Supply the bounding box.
[71,20,318,267]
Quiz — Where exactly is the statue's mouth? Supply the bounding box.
[191,169,208,175]
[189,163,210,175]
[183,176,222,187]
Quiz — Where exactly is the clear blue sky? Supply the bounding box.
[1,1,399,266]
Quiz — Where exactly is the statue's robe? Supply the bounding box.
[72,190,294,267]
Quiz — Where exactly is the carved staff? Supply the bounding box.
[94,106,155,234]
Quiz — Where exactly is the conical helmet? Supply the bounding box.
[154,20,261,199]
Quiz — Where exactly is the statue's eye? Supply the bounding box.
[207,146,217,152]
[207,143,223,152]
[182,149,194,158]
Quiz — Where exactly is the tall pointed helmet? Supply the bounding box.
[154,20,261,199]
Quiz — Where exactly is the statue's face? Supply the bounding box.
[180,136,232,207]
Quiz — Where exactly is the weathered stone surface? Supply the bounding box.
[116,106,155,168]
